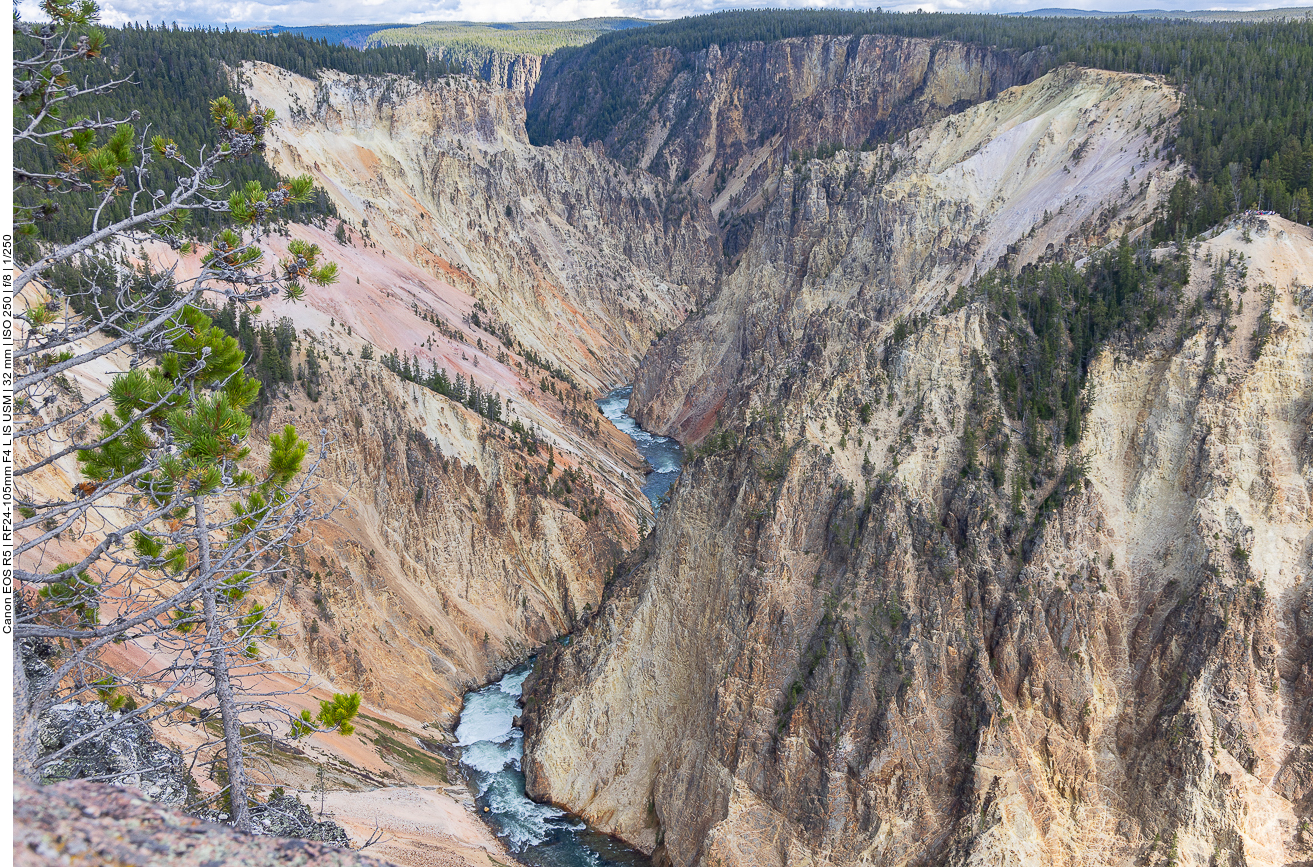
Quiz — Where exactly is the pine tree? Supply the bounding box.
[13,0,355,831]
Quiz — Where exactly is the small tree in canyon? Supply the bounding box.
[12,0,356,831]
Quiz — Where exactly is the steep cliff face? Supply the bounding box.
[522,64,1313,867]
[529,34,1049,218]
[252,345,637,724]
[633,65,1181,442]
[243,61,718,392]
[437,48,543,103]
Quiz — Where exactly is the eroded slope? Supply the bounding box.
[530,34,1049,222]
[633,65,1181,442]
[242,61,717,392]
[521,66,1313,867]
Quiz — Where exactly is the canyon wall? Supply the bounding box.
[243,61,718,392]
[443,48,543,103]
[250,345,636,725]
[522,65,1313,867]
[529,34,1050,219]
[632,65,1182,442]
[111,62,720,725]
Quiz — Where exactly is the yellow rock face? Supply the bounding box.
[521,64,1313,867]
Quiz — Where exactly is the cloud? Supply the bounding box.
[16,0,1304,29]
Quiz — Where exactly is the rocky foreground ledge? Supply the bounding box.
[13,778,389,867]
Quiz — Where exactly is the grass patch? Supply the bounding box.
[367,728,450,784]
[357,713,408,734]
[353,713,451,782]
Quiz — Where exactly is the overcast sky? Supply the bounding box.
[16,0,1305,29]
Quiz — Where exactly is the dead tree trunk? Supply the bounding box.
[196,497,252,832]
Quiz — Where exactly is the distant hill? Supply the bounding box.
[250,19,654,58]
[366,19,653,57]
[1011,6,1313,19]
[1009,7,1140,15]
[251,24,411,48]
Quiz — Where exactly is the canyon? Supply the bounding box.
[521,61,1312,867]
[16,26,1313,867]
[195,56,722,728]
[529,34,1050,221]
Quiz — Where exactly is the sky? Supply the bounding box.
[15,0,1307,29]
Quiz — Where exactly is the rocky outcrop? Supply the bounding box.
[522,65,1313,867]
[529,34,1050,217]
[249,793,353,846]
[36,702,192,808]
[13,778,390,867]
[434,47,543,103]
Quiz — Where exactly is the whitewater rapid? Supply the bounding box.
[454,384,681,867]
[595,385,683,513]
[455,666,648,867]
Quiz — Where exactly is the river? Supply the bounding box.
[455,666,648,867]
[454,384,682,867]
[595,385,683,513]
